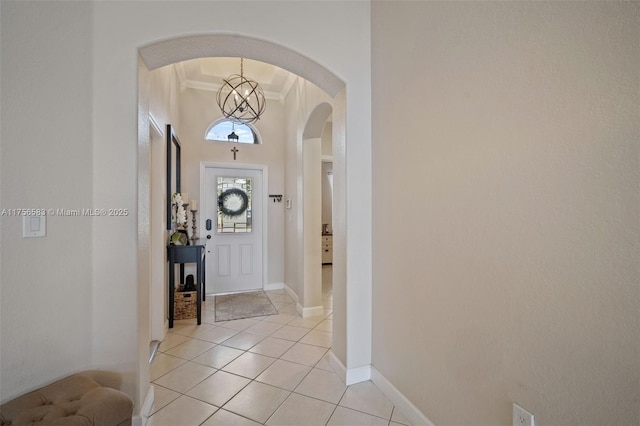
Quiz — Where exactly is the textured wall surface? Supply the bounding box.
[0,1,94,403]
[372,2,639,424]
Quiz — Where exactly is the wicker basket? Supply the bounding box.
[174,290,197,320]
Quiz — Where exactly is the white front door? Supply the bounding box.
[203,166,263,294]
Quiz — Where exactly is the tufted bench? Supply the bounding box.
[0,372,133,426]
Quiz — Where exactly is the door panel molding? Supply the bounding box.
[240,244,253,276]
[217,245,231,277]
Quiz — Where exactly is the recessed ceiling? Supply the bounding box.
[175,57,297,102]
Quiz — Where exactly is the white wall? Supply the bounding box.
[321,122,333,157]
[148,64,181,341]
[371,2,639,424]
[321,123,333,233]
[1,0,372,408]
[283,81,332,309]
[0,1,93,402]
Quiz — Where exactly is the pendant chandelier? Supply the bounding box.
[216,58,266,124]
[227,122,239,143]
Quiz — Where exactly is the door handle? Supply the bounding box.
[206,235,211,239]
[206,219,212,230]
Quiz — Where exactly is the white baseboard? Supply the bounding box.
[283,283,298,303]
[328,351,347,384]
[264,282,284,291]
[328,351,371,385]
[134,385,155,426]
[347,364,371,385]
[296,303,324,318]
[371,366,434,426]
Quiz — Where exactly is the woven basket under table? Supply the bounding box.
[174,290,197,320]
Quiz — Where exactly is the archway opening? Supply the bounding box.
[136,34,348,408]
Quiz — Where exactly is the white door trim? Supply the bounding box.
[200,162,269,292]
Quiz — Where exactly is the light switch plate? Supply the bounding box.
[23,215,46,238]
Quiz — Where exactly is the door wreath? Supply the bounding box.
[218,188,249,217]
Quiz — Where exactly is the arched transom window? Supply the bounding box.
[205,119,261,144]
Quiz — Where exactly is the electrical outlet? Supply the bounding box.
[513,403,535,426]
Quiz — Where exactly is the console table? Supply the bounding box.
[167,239,206,328]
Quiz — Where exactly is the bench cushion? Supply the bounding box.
[0,373,133,426]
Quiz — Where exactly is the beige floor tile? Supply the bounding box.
[192,345,245,369]
[163,338,216,360]
[269,325,310,342]
[314,353,336,372]
[287,316,324,329]
[267,295,295,306]
[271,300,295,311]
[219,331,266,350]
[222,318,261,331]
[276,304,299,315]
[294,368,346,404]
[153,362,216,393]
[147,395,217,426]
[339,380,394,420]
[202,300,216,311]
[196,326,239,344]
[201,409,262,426]
[391,406,413,426]
[255,359,311,391]
[299,330,333,348]
[224,381,290,424]
[148,385,180,415]
[201,310,219,325]
[150,353,187,381]
[158,333,191,352]
[221,352,276,379]
[327,406,389,426]
[266,392,336,426]
[244,321,283,336]
[314,319,333,332]
[248,337,295,358]
[280,342,328,366]
[261,313,297,325]
[171,322,216,338]
[186,370,251,407]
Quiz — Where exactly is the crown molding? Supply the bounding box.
[173,60,289,103]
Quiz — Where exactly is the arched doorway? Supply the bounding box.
[137,34,350,415]
[301,102,333,315]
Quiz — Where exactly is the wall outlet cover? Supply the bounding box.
[513,403,535,426]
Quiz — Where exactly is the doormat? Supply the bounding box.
[215,291,278,322]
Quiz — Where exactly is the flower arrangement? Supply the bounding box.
[172,192,186,227]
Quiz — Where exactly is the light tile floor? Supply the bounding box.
[149,266,412,426]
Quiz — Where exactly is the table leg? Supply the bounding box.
[168,259,175,328]
[202,254,206,301]
[196,256,202,325]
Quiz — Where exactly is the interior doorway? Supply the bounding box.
[202,164,266,295]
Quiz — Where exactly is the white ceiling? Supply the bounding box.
[175,57,298,103]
